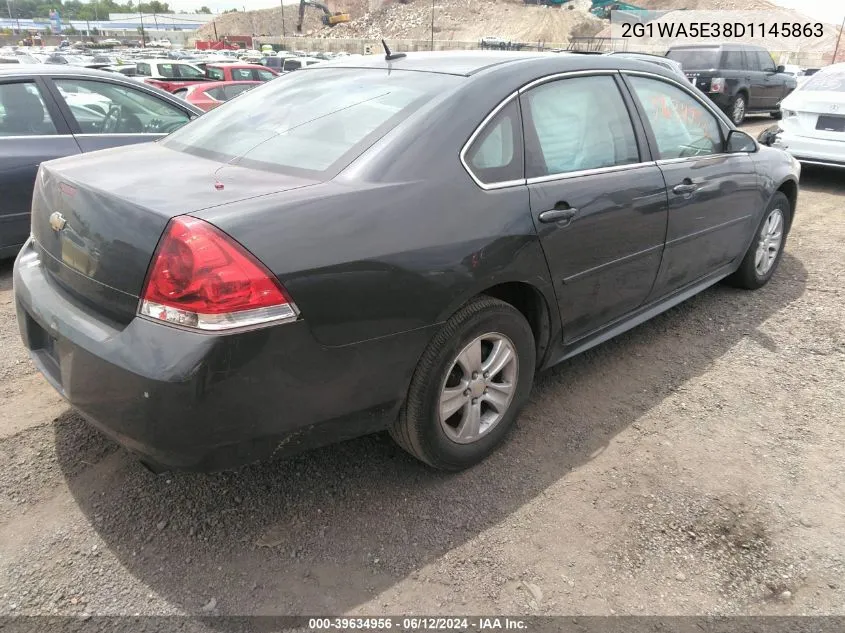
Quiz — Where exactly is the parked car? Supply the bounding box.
[281,56,322,71]
[204,63,278,82]
[259,56,283,71]
[759,63,845,169]
[13,52,799,473]
[0,65,201,258]
[134,59,209,93]
[666,43,797,125]
[180,80,261,111]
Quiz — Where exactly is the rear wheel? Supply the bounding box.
[729,92,747,125]
[391,296,535,471]
[726,192,791,289]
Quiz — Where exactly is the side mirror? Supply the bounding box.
[726,129,757,153]
[756,125,781,147]
[776,65,785,73]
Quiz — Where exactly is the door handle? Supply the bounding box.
[538,205,578,224]
[672,179,699,195]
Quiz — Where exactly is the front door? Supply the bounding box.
[0,78,80,254]
[47,77,193,153]
[623,74,760,299]
[521,73,668,343]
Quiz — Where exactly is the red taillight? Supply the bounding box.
[139,217,298,331]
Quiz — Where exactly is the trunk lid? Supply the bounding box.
[31,143,318,324]
[782,91,845,141]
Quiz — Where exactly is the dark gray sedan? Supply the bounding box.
[14,52,800,473]
[0,65,201,258]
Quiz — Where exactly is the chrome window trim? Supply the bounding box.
[525,161,656,185]
[655,154,728,166]
[0,134,74,140]
[517,68,618,94]
[459,90,524,191]
[74,133,166,138]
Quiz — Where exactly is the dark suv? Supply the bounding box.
[666,43,797,125]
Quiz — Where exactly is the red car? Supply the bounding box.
[204,63,278,82]
[181,80,261,111]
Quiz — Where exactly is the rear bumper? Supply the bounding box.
[14,240,433,471]
[776,132,845,168]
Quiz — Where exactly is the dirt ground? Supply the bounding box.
[0,118,843,619]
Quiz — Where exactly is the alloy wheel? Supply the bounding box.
[755,208,784,276]
[438,333,519,444]
[733,96,746,124]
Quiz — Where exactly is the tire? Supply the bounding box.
[725,192,791,290]
[728,92,747,126]
[390,296,536,471]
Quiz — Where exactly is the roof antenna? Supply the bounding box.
[382,39,406,61]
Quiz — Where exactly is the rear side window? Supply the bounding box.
[205,86,227,100]
[0,81,58,136]
[257,69,275,81]
[206,67,225,80]
[722,51,745,70]
[158,63,175,78]
[176,64,205,79]
[283,59,300,71]
[223,84,256,99]
[521,75,639,178]
[137,63,151,76]
[232,68,253,81]
[464,99,523,185]
[161,69,461,176]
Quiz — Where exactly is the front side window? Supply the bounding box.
[157,63,175,78]
[464,99,523,185]
[176,64,205,79]
[206,66,225,81]
[232,68,253,81]
[757,51,776,73]
[0,81,58,136]
[136,63,151,76]
[628,76,723,160]
[161,69,461,176]
[55,79,191,135]
[521,75,640,178]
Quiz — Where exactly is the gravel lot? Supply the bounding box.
[1,118,843,619]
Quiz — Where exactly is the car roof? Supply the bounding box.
[0,64,139,78]
[310,50,683,78]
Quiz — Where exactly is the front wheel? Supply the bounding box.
[390,296,536,471]
[726,192,791,289]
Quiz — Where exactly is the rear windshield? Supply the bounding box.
[161,68,461,177]
[802,71,845,92]
[666,48,721,70]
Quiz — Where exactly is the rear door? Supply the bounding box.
[745,49,768,109]
[623,73,759,299]
[45,77,194,153]
[520,72,668,342]
[0,77,80,253]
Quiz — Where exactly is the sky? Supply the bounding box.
[167,0,845,23]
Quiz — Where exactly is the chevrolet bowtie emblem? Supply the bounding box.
[49,212,67,232]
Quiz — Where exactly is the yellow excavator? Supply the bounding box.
[296,0,350,32]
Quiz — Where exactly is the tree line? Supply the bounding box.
[6,0,214,20]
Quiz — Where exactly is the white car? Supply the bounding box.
[774,63,845,168]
